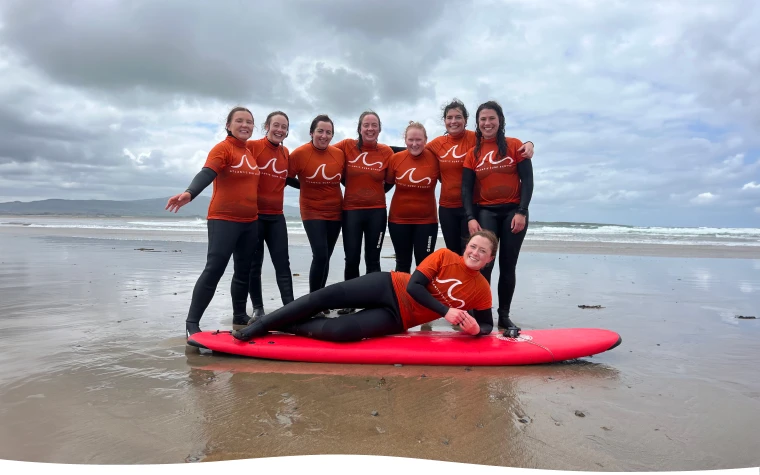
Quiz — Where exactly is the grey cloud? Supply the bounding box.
[307,63,377,116]
[0,0,293,102]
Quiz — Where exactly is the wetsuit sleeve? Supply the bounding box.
[461,168,477,221]
[286,177,301,189]
[390,146,407,153]
[384,182,394,193]
[407,271,449,317]
[185,167,217,200]
[517,160,534,215]
[472,309,493,335]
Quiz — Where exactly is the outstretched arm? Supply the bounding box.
[166,167,217,213]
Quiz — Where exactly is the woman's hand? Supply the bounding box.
[518,141,534,159]
[166,192,192,213]
[459,314,481,335]
[444,308,470,326]
[467,219,481,235]
[511,213,526,234]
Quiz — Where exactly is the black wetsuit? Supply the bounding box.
[438,205,469,255]
[232,271,494,342]
[387,222,439,273]
[303,219,342,292]
[184,167,259,333]
[342,208,387,280]
[461,159,534,326]
[249,213,294,310]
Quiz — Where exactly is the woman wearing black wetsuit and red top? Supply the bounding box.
[288,115,346,297]
[231,231,498,342]
[165,107,260,337]
[332,111,395,315]
[462,100,534,331]
[386,121,440,273]
[244,111,301,320]
[426,99,534,255]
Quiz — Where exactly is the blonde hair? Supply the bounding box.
[404,120,427,140]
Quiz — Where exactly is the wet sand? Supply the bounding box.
[0,225,758,469]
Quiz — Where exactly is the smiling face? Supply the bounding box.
[444,107,466,135]
[227,111,254,141]
[478,108,500,140]
[311,121,334,150]
[265,114,288,145]
[360,113,380,144]
[463,235,496,271]
[405,127,427,156]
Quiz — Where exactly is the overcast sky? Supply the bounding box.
[1,0,758,227]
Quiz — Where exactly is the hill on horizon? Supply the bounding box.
[0,197,302,218]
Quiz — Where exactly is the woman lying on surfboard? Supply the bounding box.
[231,230,498,342]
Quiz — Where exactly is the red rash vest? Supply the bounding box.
[247,137,289,215]
[425,130,478,208]
[333,138,394,210]
[386,149,440,225]
[391,248,492,329]
[462,137,525,206]
[288,142,345,221]
[202,135,260,222]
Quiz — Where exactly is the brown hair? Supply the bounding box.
[473,100,507,160]
[263,110,289,137]
[442,98,469,128]
[357,110,381,151]
[467,230,499,256]
[404,120,427,140]
[225,106,254,136]
[309,114,334,135]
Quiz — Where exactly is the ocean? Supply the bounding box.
[2,215,759,248]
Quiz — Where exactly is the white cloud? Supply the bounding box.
[691,192,719,205]
[742,181,760,190]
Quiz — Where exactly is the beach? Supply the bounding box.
[0,217,758,470]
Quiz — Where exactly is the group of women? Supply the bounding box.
[166,99,534,343]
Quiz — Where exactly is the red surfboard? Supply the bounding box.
[186,328,622,366]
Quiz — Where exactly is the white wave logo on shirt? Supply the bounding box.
[433,278,465,309]
[475,150,514,169]
[439,145,466,160]
[260,158,287,175]
[398,168,432,185]
[229,154,258,175]
[349,152,383,168]
[306,163,341,181]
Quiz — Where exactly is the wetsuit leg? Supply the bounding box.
[363,207,387,274]
[439,205,468,255]
[412,222,439,268]
[284,308,403,342]
[495,209,529,323]
[303,219,342,292]
[250,214,294,312]
[476,206,504,284]
[388,222,414,273]
[342,210,363,281]
[266,214,294,306]
[323,220,342,289]
[248,217,268,311]
[187,219,247,334]
[233,272,402,341]
[230,220,258,322]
